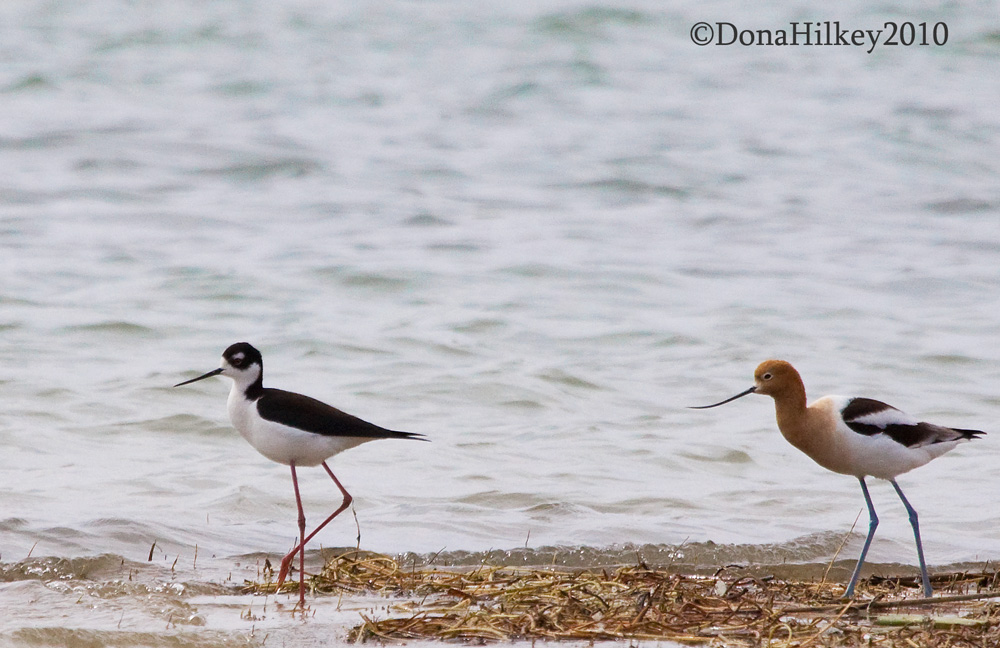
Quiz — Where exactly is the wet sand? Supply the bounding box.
[3,547,998,647]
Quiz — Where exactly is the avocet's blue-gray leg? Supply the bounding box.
[891,479,933,597]
[845,477,879,598]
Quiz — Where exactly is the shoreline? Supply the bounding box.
[2,548,998,646]
[245,549,1000,645]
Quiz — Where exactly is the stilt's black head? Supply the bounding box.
[222,342,263,371]
[175,342,263,389]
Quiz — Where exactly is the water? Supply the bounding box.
[2,0,1000,644]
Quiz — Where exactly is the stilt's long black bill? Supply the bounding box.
[689,386,756,409]
[174,367,223,387]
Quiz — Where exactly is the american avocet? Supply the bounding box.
[175,342,426,609]
[692,359,983,598]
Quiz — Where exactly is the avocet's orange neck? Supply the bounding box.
[760,367,848,474]
[772,380,808,437]
[753,360,815,454]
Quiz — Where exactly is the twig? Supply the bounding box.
[781,590,1000,614]
[822,510,862,588]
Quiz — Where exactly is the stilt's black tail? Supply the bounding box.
[387,430,429,442]
[954,427,985,440]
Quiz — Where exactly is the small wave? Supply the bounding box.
[452,318,506,334]
[534,7,652,39]
[4,73,52,92]
[574,178,688,200]
[340,272,412,292]
[10,628,239,647]
[537,368,602,391]
[132,414,227,437]
[0,553,130,582]
[925,198,993,214]
[0,518,30,532]
[501,263,566,279]
[501,399,545,410]
[404,212,453,227]
[426,241,482,253]
[918,353,979,366]
[61,321,157,337]
[199,157,322,181]
[396,535,850,572]
[0,131,74,150]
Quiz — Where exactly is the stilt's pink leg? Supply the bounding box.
[288,462,307,609]
[276,461,353,589]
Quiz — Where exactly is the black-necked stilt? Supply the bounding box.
[175,342,425,608]
[692,359,983,599]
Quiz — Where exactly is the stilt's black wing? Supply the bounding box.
[256,388,426,440]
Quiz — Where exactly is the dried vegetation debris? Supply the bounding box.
[247,550,1000,645]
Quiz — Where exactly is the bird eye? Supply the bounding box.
[762,373,772,380]
[232,353,245,365]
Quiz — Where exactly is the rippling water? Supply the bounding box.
[2,0,999,645]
